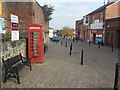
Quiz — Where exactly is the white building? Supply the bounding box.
[49,28,54,39]
[108,0,118,3]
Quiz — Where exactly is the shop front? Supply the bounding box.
[90,29,103,44]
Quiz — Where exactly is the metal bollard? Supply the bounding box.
[70,45,72,56]
[98,42,100,48]
[81,50,83,65]
[101,40,104,46]
[114,63,119,90]
[112,43,114,52]
[70,43,72,51]
[65,41,67,47]
[61,40,62,45]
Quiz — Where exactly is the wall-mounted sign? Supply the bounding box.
[11,14,18,23]
[12,23,18,30]
[0,17,6,34]
[11,31,19,41]
[11,14,19,41]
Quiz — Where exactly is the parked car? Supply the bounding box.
[52,36,59,42]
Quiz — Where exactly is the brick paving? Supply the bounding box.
[2,40,114,88]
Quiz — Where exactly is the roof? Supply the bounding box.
[88,2,114,15]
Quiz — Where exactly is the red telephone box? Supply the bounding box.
[28,24,44,63]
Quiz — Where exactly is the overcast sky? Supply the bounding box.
[36,0,107,30]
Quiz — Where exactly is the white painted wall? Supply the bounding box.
[90,19,103,29]
[49,29,54,38]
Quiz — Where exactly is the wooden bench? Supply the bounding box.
[2,53,32,84]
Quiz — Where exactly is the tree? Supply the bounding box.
[60,27,74,37]
[41,4,54,22]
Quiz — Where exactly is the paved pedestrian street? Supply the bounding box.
[2,40,116,88]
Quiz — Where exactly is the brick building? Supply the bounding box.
[88,2,114,44]
[76,17,88,41]
[75,2,113,44]
[82,15,89,41]
[104,0,120,48]
[2,1,48,33]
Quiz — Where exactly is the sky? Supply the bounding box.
[36,0,108,30]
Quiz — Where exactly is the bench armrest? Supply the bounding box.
[21,56,31,61]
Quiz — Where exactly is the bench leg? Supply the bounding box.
[16,72,20,84]
[29,63,32,70]
[28,61,32,70]
[3,72,7,83]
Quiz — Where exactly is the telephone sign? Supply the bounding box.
[28,24,44,63]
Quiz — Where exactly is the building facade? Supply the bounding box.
[49,28,54,39]
[87,2,114,44]
[76,20,81,39]
[2,1,48,33]
[88,3,112,44]
[82,15,89,41]
[104,0,120,48]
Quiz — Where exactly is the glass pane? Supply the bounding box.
[32,36,39,38]
[31,32,39,35]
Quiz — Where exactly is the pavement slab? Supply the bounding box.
[2,40,116,89]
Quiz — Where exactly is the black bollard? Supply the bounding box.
[101,40,104,46]
[89,41,91,46]
[112,43,114,52]
[81,50,83,65]
[70,43,72,51]
[65,41,67,47]
[98,42,100,48]
[70,46,72,56]
[73,37,74,42]
[61,40,63,45]
[114,63,119,90]
[56,41,57,44]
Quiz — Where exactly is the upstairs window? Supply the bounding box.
[92,16,95,24]
[100,13,103,23]
[86,16,89,23]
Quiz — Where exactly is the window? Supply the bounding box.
[86,16,89,23]
[92,16,95,24]
[100,13,103,23]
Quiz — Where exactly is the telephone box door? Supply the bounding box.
[28,24,44,63]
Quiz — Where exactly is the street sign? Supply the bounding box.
[11,14,19,41]
[11,31,19,41]
[11,14,18,23]
[12,23,18,30]
[0,17,6,34]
